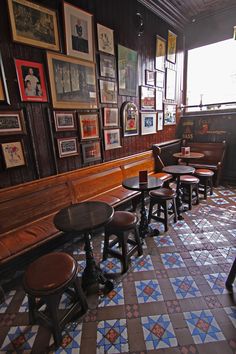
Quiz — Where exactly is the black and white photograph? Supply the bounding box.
[57,137,79,158]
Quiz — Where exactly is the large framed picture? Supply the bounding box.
[53,110,76,132]
[121,101,139,137]
[0,110,25,135]
[82,140,101,163]
[0,52,10,105]
[1,140,26,168]
[104,128,121,150]
[97,23,115,55]
[166,68,176,100]
[156,89,163,111]
[79,113,99,140]
[57,137,78,158]
[7,0,60,51]
[141,112,157,135]
[99,53,116,79]
[15,59,47,102]
[157,112,164,131]
[103,107,119,127]
[47,52,97,109]
[155,36,166,72]
[140,86,155,110]
[164,103,176,125]
[167,30,177,64]
[63,2,94,62]
[118,44,138,97]
[99,79,117,104]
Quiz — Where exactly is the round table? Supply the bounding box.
[173,152,204,165]
[54,201,114,293]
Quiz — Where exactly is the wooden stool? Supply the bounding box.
[103,211,143,274]
[23,252,88,347]
[194,168,214,199]
[180,175,200,210]
[148,188,177,232]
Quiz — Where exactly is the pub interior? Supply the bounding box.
[0,0,236,353]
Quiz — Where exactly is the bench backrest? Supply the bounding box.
[186,141,226,164]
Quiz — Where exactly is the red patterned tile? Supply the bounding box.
[125,304,140,319]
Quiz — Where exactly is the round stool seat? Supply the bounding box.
[150,187,176,200]
[195,169,214,177]
[107,211,138,231]
[180,175,199,184]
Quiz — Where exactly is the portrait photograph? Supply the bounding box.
[118,44,138,97]
[167,30,177,64]
[97,23,115,55]
[141,112,157,135]
[0,52,10,105]
[104,128,121,150]
[155,36,166,72]
[57,137,78,158]
[99,79,117,104]
[79,113,99,140]
[140,86,155,110]
[53,110,76,131]
[82,140,101,164]
[1,140,26,168]
[103,107,119,127]
[0,110,25,135]
[164,103,176,125]
[121,101,139,137]
[99,53,116,79]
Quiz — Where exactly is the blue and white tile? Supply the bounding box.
[135,279,163,303]
[154,235,175,247]
[173,220,191,232]
[132,255,154,272]
[100,258,123,274]
[96,319,128,354]
[228,229,236,238]
[190,250,217,266]
[170,276,201,299]
[219,190,235,196]
[0,290,16,314]
[211,198,229,205]
[178,233,202,245]
[224,306,236,328]
[53,322,83,353]
[192,219,213,230]
[161,253,186,269]
[77,260,86,277]
[18,295,29,313]
[99,285,124,307]
[217,247,236,262]
[1,325,38,352]
[204,273,228,294]
[203,231,227,243]
[229,196,236,203]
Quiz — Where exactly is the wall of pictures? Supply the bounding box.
[0,0,184,188]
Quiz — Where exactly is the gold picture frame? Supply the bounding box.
[167,30,177,64]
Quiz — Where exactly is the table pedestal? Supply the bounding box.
[176,177,184,220]
[139,192,149,238]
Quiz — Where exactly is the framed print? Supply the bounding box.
[0,110,25,135]
[121,101,139,137]
[99,53,116,79]
[164,103,176,125]
[53,110,76,131]
[103,107,119,127]
[15,59,47,102]
[118,44,138,96]
[155,36,166,72]
[79,113,99,140]
[141,112,157,135]
[1,141,26,168]
[167,30,177,64]
[156,89,163,111]
[145,70,155,86]
[156,70,165,88]
[104,128,121,150]
[99,79,117,104]
[47,52,97,109]
[157,111,164,131]
[82,140,101,163]
[7,0,60,51]
[97,23,115,55]
[0,52,10,104]
[64,2,94,62]
[140,86,155,110]
[57,137,78,158]
[166,68,176,100]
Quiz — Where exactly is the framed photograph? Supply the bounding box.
[79,113,99,140]
[156,70,165,88]
[167,30,177,64]
[0,110,25,135]
[157,112,164,131]
[7,0,60,51]
[155,36,166,72]
[15,59,47,102]
[156,89,163,111]
[121,101,139,137]
[63,2,94,62]
[0,52,10,105]
[166,68,176,100]
[164,104,176,125]
[99,79,117,104]
[53,110,76,131]
[141,112,157,135]
[104,128,121,150]
[57,137,78,158]
[97,23,115,55]
[1,140,26,168]
[118,44,138,96]
[82,140,101,163]
[103,107,119,127]
[140,86,155,110]
[47,52,97,109]
[99,53,116,79]
[145,70,155,86]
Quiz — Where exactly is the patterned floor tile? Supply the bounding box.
[170,276,201,299]
[229,197,236,203]
[219,190,235,196]
[0,290,16,314]
[228,229,236,237]
[203,231,227,243]
[77,260,86,277]
[173,221,191,231]
[161,253,186,269]
[100,258,123,274]
[132,255,154,272]
[204,295,222,309]
[217,247,236,262]
[54,323,83,353]
[190,250,217,266]
[125,304,140,319]
[153,235,175,247]
[211,198,229,205]
[179,344,199,354]
[134,279,163,303]
[224,306,236,328]
[19,295,28,312]
[228,338,236,354]
[204,273,228,295]
[166,299,181,314]
[99,285,124,307]
[192,219,213,230]
[96,319,128,353]
[1,325,38,352]
[178,233,202,245]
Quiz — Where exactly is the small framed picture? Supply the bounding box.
[99,79,117,104]
[140,86,155,110]
[97,23,115,55]
[141,112,157,135]
[156,70,165,88]
[57,137,78,158]
[156,89,163,111]
[79,113,99,140]
[104,128,121,150]
[167,30,177,64]
[164,104,176,125]
[0,110,25,135]
[157,112,164,131]
[99,53,116,79]
[53,111,76,132]
[121,101,139,137]
[145,69,155,86]
[103,107,119,127]
[1,140,26,168]
[166,68,176,100]
[82,140,101,163]
[155,35,166,72]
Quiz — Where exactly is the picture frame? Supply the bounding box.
[140,86,155,110]
[104,128,121,150]
[81,140,101,163]
[166,68,176,100]
[156,89,163,111]
[99,53,116,79]
[7,0,60,51]
[155,36,166,72]
[145,69,155,86]
[103,107,119,127]
[156,70,165,88]
[53,110,76,131]
[121,101,139,137]
[79,113,99,140]
[97,23,115,55]
[99,79,117,104]
[47,52,98,109]
[157,111,164,131]
[57,137,78,158]
[15,59,48,102]
[1,140,26,168]
[0,110,26,135]
[0,52,10,105]
[141,112,157,135]
[118,44,138,96]
[63,2,94,62]
[164,103,176,125]
[167,30,177,64]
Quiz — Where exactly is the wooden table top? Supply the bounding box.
[163,165,195,176]
[173,152,204,160]
[122,176,163,192]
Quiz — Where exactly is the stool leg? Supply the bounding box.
[164,200,169,232]
[148,198,155,223]
[73,278,88,314]
[134,226,143,256]
[196,183,199,204]
[103,231,110,261]
[46,294,62,347]
[225,258,236,291]
[209,177,213,195]
[173,198,177,223]
[204,178,208,199]
[28,294,37,324]
[121,231,129,274]
[189,184,193,210]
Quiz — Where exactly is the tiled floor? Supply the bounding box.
[0,185,236,353]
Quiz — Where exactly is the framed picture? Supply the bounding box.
[0,110,25,135]
[167,30,177,64]
[63,2,94,62]
[47,52,97,109]
[145,70,155,86]
[57,137,78,158]
[140,86,155,110]
[156,70,165,88]
[155,36,166,72]
[99,53,116,79]
[0,52,10,105]
[82,140,101,163]
[53,111,76,131]
[1,140,26,168]
[121,101,139,137]
[141,112,157,135]
[157,112,164,131]
[164,104,176,125]
[99,79,117,104]
[118,44,138,96]
[7,0,60,51]
[156,89,163,111]
[15,59,47,102]
[103,107,119,127]
[166,68,176,100]
[79,113,99,140]
[97,23,115,55]
[104,128,121,150]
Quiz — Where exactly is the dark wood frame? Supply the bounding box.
[0,110,26,135]
[57,137,79,158]
[53,110,77,131]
